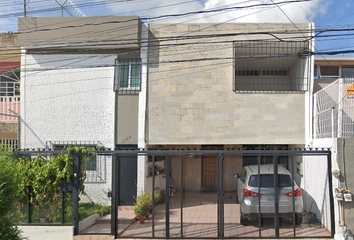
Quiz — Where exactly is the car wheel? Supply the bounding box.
[295,214,303,225]
[240,212,248,225]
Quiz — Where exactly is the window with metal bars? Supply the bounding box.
[114,58,141,93]
[234,41,309,92]
[52,143,97,171]
[0,69,20,97]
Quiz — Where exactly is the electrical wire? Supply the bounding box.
[0,0,352,76]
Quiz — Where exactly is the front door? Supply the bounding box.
[201,145,223,191]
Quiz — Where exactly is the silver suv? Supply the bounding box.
[234,164,303,225]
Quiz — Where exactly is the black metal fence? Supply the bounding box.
[11,148,334,239]
[111,148,334,239]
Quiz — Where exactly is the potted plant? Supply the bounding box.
[134,191,152,224]
[134,191,161,224]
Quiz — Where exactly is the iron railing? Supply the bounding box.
[0,139,18,148]
[234,41,310,92]
[10,148,333,239]
[314,78,354,138]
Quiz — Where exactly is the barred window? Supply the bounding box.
[234,41,309,92]
[0,69,20,97]
[52,144,97,171]
[114,59,141,93]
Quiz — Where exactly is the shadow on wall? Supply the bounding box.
[148,31,159,69]
[302,172,331,231]
[21,119,46,148]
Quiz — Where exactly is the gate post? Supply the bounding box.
[111,153,118,237]
[72,153,80,235]
[165,154,170,238]
[273,155,279,238]
[217,153,224,239]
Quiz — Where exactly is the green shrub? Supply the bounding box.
[0,149,23,240]
[134,191,160,217]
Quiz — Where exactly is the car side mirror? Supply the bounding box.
[233,173,240,179]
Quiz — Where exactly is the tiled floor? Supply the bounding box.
[80,207,135,235]
[79,192,332,239]
[120,192,331,238]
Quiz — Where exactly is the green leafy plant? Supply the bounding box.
[10,146,95,224]
[0,147,23,240]
[134,190,160,218]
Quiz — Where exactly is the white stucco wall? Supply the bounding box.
[21,53,116,205]
[302,154,331,231]
[312,138,342,238]
[21,53,116,148]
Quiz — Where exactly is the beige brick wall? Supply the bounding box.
[170,155,202,192]
[148,23,310,145]
[170,155,242,192]
[168,144,243,192]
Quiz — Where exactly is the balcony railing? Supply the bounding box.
[0,139,18,149]
[314,78,354,138]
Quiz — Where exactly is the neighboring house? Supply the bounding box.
[312,57,354,240]
[0,32,20,148]
[314,58,354,92]
[18,16,144,206]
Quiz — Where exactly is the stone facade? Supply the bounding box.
[148,23,312,145]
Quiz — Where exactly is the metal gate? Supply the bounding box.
[118,154,137,205]
[109,148,334,239]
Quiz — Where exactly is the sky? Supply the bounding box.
[0,0,353,56]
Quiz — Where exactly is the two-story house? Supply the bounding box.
[0,32,20,148]
[140,22,314,195]
[18,16,145,206]
[18,18,318,219]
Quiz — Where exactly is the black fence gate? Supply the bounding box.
[9,148,334,239]
[111,148,334,239]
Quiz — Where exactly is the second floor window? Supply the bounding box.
[0,69,20,97]
[114,59,141,92]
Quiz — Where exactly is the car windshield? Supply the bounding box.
[248,174,292,187]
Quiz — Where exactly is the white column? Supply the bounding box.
[20,48,26,149]
[338,78,344,138]
[334,78,344,240]
[305,22,315,146]
[137,22,149,195]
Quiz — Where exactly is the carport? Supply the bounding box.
[109,148,334,239]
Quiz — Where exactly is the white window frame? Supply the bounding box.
[318,65,340,78]
[114,59,141,91]
[0,68,20,97]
